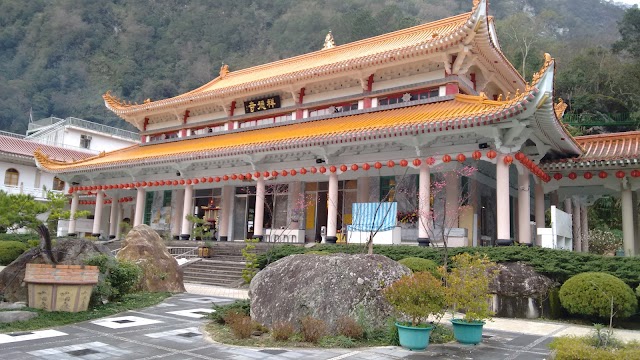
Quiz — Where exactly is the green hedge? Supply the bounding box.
[559,272,637,319]
[0,233,38,244]
[257,245,640,288]
[0,241,29,265]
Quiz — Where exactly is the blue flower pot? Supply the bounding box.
[451,319,485,344]
[395,322,433,350]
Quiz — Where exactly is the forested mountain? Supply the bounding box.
[0,0,634,134]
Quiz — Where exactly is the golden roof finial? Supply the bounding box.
[323,31,335,50]
[497,94,503,101]
[220,63,229,79]
[143,98,151,104]
[505,91,511,101]
[515,88,521,97]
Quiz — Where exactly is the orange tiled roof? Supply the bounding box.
[37,93,534,173]
[103,10,478,115]
[575,131,640,161]
[0,134,93,162]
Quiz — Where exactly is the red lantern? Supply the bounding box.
[173,180,179,185]
[632,170,640,177]
[387,160,395,168]
[223,175,230,181]
[487,150,497,159]
[426,157,435,166]
[553,173,563,180]
[472,151,482,160]
[503,155,513,165]
[290,169,297,176]
[231,174,237,180]
[362,163,370,171]
[263,171,270,178]
[246,173,252,179]
[616,170,626,179]
[310,167,318,174]
[456,154,466,162]
[159,180,165,186]
[271,171,278,177]
[319,166,326,173]
[374,162,382,169]
[68,189,73,194]
[300,168,307,175]
[186,179,192,185]
[329,166,337,173]
[238,174,245,180]
[568,172,577,180]
[599,171,608,179]
[351,164,359,171]
[141,181,147,187]
[281,170,288,176]
[340,164,348,172]
[208,177,214,183]
[412,159,421,167]
[515,152,525,161]
[254,171,261,178]
[152,181,158,186]
[214,177,221,182]
[442,154,451,163]
[400,159,408,167]
[584,172,593,180]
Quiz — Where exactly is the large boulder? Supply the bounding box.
[116,224,185,293]
[0,238,110,302]
[250,253,411,330]
[490,262,558,318]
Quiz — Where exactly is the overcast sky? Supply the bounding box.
[616,0,640,6]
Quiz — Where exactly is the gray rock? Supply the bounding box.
[0,310,37,323]
[0,302,26,310]
[0,238,111,303]
[491,262,557,297]
[116,224,185,293]
[250,253,411,330]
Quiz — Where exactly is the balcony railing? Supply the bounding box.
[27,117,139,142]
[0,184,62,200]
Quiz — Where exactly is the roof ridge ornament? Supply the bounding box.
[323,31,335,50]
[220,63,229,79]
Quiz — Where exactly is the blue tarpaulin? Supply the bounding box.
[348,202,397,232]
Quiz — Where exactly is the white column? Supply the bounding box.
[635,192,640,254]
[518,171,531,245]
[534,182,545,246]
[115,203,123,239]
[171,189,184,238]
[254,177,265,239]
[357,177,370,203]
[563,198,572,215]
[180,185,193,239]
[580,203,589,253]
[496,155,511,244]
[92,191,105,236]
[68,192,79,235]
[108,199,118,239]
[621,188,635,256]
[418,164,431,244]
[572,197,582,252]
[444,171,460,228]
[134,187,146,227]
[327,172,339,241]
[219,185,233,241]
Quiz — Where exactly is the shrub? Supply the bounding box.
[318,335,357,348]
[271,321,295,341]
[559,272,637,319]
[300,316,327,343]
[0,241,28,265]
[445,253,498,322]
[430,324,454,344]
[588,229,622,255]
[0,233,37,243]
[549,336,640,360]
[384,271,446,326]
[85,254,141,304]
[336,316,363,339]
[386,317,400,346]
[209,299,250,324]
[398,257,441,278]
[225,312,253,339]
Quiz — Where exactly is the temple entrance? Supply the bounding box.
[233,187,256,240]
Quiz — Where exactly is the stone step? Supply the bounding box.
[183,271,242,280]
[183,277,239,287]
[184,268,243,276]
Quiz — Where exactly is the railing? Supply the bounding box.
[0,131,25,139]
[0,184,62,199]
[28,116,66,130]
[27,117,139,142]
[168,247,199,259]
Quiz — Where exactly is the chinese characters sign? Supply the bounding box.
[244,95,281,114]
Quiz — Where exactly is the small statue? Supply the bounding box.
[220,63,229,78]
[323,31,335,50]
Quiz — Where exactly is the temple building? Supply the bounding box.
[34,0,640,255]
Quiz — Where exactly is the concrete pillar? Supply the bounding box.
[108,199,118,239]
[572,197,582,252]
[581,203,589,253]
[327,172,339,242]
[534,182,545,246]
[115,203,123,239]
[418,164,431,245]
[219,185,233,241]
[92,191,104,237]
[550,190,559,208]
[134,187,145,227]
[635,192,640,254]
[254,177,265,239]
[621,188,635,256]
[180,185,193,239]
[517,171,531,245]
[357,177,370,203]
[445,171,460,228]
[563,198,572,215]
[68,192,79,235]
[496,155,511,244]
[171,189,184,239]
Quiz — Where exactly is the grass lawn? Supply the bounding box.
[0,292,171,333]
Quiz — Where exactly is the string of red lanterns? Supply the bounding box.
[551,169,640,181]
[514,152,551,182]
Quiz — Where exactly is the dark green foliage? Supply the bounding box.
[318,335,357,348]
[398,257,441,278]
[208,299,250,324]
[258,245,640,288]
[0,240,28,265]
[0,233,38,243]
[84,254,142,304]
[559,272,637,319]
[430,324,455,344]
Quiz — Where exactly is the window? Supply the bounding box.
[192,125,225,135]
[143,192,154,225]
[53,177,65,191]
[4,168,19,186]
[239,113,293,129]
[80,134,92,149]
[378,88,440,106]
[308,102,358,117]
[380,176,396,202]
[163,190,172,207]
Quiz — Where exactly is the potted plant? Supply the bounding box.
[383,271,446,350]
[445,253,498,344]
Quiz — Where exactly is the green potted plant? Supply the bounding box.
[383,271,446,350]
[445,253,498,344]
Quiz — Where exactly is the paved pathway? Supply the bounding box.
[0,292,558,360]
